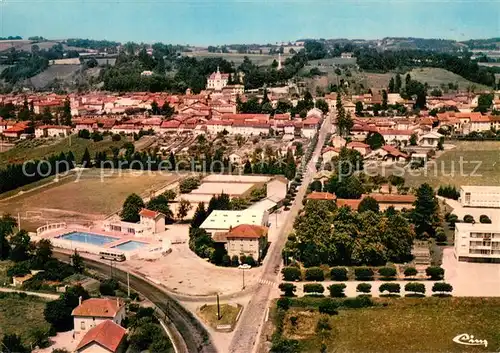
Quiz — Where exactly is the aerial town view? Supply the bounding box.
[0,1,499,353]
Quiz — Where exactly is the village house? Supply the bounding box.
[72,298,126,336]
[206,67,230,91]
[221,224,269,261]
[346,141,371,156]
[419,131,443,148]
[104,208,166,236]
[34,125,72,138]
[75,320,127,353]
[366,145,409,163]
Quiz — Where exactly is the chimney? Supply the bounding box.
[79,296,82,305]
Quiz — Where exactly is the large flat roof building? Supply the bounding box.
[460,186,500,208]
[454,222,500,262]
[200,209,269,236]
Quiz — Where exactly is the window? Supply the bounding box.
[80,321,86,330]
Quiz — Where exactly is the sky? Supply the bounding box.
[1,0,499,45]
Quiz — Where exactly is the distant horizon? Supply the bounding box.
[1,0,499,46]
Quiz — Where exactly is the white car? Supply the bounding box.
[238,264,252,269]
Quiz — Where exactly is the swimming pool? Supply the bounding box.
[60,232,119,246]
[112,241,147,251]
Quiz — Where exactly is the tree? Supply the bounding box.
[474,93,493,113]
[388,77,395,93]
[190,202,207,229]
[304,267,325,281]
[2,334,27,353]
[405,282,425,296]
[463,214,475,223]
[80,147,92,167]
[304,283,325,295]
[70,250,84,273]
[379,283,400,295]
[425,266,445,280]
[281,266,302,281]
[315,99,329,114]
[357,197,380,213]
[327,283,346,297]
[412,183,439,236]
[279,283,297,297]
[34,239,53,268]
[99,278,119,296]
[395,74,402,92]
[404,267,418,277]
[432,282,453,296]
[330,267,348,281]
[365,132,385,150]
[354,267,374,281]
[378,267,396,279]
[355,101,363,116]
[276,297,291,311]
[318,298,339,315]
[177,199,192,220]
[121,193,145,222]
[61,98,72,126]
[9,229,31,262]
[168,152,176,170]
[146,195,173,222]
[356,283,372,294]
[243,160,252,174]
[0,214,17,260]
[163,190,176,201]
[381,90,388,110]
[409,133,418,146]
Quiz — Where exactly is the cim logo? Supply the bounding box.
[453,333,488,348]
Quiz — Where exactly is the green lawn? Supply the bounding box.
[0,293,51,345]
[281,297,500,353]
[198,303,241,329]
[403,141,500,188]
[0,135,125,168]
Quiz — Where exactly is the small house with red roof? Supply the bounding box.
[75,320,127,353]
[35,125,72,138]
[139,208,166,234]
[225,224,269,261]
[72,298,126,335]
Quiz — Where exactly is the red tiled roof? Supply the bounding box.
[307,192,336,201]
[227,224,268,239]
[75,320,126,353]
[336,199,362,209]
[139,208,163,219]
[161,120,181,128]
[347,141,370,149]
[366,193,416,204]
[72,298,124,318]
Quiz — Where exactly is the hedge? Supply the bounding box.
[330,267,348,281]
[378,267,396,279]
[425,266,445,280]
[282,266,302,281]
[356,283,372,294]
[354,267,374,281]
[305,267,325,281]
[303,283,325,295]
[327,283,346,298]
[379,283,400,294]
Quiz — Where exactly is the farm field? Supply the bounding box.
[281,297,500,353]
[28,64,82,89]
[406,67,491,91]
[403,141,500,187]
[0,170,180,231]
[0,293,51,345]
[0,136,126,168]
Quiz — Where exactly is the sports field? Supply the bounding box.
[0,170,180,231]
[281,297,500,353]
[403,141,500,188]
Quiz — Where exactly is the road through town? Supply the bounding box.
[228,111,332,353]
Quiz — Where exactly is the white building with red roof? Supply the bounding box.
[72,298,126,335]
[206,67,230,91]
[75,320,127,353]
[34,125,72,138]
[224,224,269,261]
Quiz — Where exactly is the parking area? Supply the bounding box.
[442,247,500,296]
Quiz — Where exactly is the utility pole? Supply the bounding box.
[216,293,221,320]
[127,271,130,297]
[242,268,245,290]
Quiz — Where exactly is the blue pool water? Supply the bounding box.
[60,232,119,246]
[112,241,147,251]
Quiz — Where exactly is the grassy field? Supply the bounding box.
[0,170,180,231]
[0,136,126,168]
[403,141,500,188]
[407,68,491,91]
[29,64,82,89]
[281,297,500,353]
[0,293,51,345]
[198,304,241,329]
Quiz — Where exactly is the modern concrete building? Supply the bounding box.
[460,186,500,208]
[200,209,269,236]
[104,208,165,236]
[454,222,500,262]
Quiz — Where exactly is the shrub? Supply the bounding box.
[330,267,348,281]
[480,215,492,224]
[356,283,372,294]
[305,267,324,281]
[316,316,332,332]
[304,283,325,295]
[378,267,396,279]
[222,254,231,267]
[432,282,453,296]
[436,230,447,243]
[278,283,297,297]
[379,283,400,295]
[463,214,475,223]
[318,298,339,315]
[112,134,121,141]
[244,256,256,267]
[231,255,240,267]
[354,267,374,281]
[404,282,426,296]
[277,297,291,311]
[282,267,302,281]
[327,283,346,298]
[404,267,418,277]
[342,296,373,308]
[99,279,119,296]
[425,266,445,280]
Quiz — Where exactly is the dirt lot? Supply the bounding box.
[0,170,179,231]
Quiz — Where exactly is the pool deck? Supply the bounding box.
[41,225,158,251]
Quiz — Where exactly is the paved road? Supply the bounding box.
[228,112,332,353]
[54,252,216,353]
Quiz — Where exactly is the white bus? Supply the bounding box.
[99,250,126,262]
